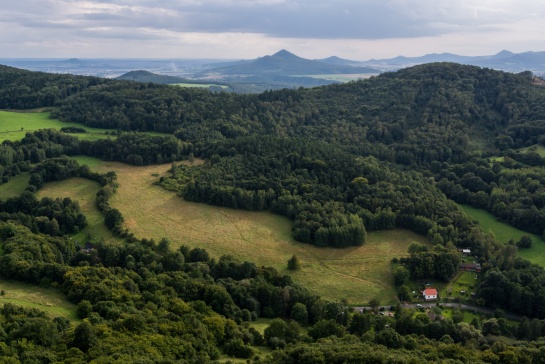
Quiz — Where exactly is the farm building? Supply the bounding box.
[459,263,481,272]
[423,288,438,300]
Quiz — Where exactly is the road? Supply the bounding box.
[353,302,524,321]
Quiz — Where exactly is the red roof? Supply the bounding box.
[423,288,438,296]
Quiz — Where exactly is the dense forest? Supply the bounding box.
[2,63,545,361]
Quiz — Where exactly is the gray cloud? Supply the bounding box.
[5,0,544,41]
[1,0,544,58]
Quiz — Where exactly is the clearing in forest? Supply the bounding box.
[0,173,30,198]
[72,159,428,305]
[0,110,170,142]
[0,278,78,322]
[461,204,545,266]
[36,176,119,245]
[0,109,114,142]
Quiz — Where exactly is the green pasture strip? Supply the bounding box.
[0,278,79,322]
[519,144,545,157]
[461,204,545,266]
[294,74,379,82]
[0,109,113,142]
[0,110,171,143]
[36,176,120,246]
[173,83,230,89]
[71,155,104,169]
[0,172,30,199]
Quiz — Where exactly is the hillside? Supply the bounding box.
[3,63,545,361]
[362,49,545,73]
[115,70,188,84]
[202,49,380,76]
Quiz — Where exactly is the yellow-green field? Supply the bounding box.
[295,74,379,82]
[173,83,230,89]
[68,160,427,305]
[0,109,116,142]
[36,176,120,245]
[0,278,79,322]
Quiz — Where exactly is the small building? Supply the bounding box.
[462,249,471,254]
[459,263,481,273]
[81,242,96,254]
[423,288,438,300]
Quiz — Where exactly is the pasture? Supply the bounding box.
[0,278,79,322]
[173,83,230,89]
[519,144,545,156]
[82,161,429,305]
[461,204,545,266]
[36,176,120,245]
[296,74,379,82]
[0,109,113,142]
[0,172,30,198]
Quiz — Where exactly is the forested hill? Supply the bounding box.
[3,62,543,162]
[3,62,545,248]
[48,62,543,162]
[6,62,545,362]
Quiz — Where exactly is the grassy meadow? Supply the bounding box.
[0,109,117,142]
[0,278,78,322]
[296,74,379,82]
[519,144,545,156]
[0,172,30,198]
[461,204,545,266]
[173,83,230,89]
[76,160,429,305]
[36,176,120,245]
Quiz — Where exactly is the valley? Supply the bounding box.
[2,61,545,362]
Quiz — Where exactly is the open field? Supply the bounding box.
[461,204,545,266]
[0,172,30,198]
[72,155,107,169]
[173,83,230,89]
[296,74,379,82]
[36,176,120,245]
[80,160,429,305]
[0,109,117,142]
[519,144,545,156]
[0,278,79,322]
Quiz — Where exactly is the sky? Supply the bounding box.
[1,0,544,60]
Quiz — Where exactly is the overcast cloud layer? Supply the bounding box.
[1,0,544,59]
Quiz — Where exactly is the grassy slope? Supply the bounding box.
[0,109,117,142]
[461,204,545,266]
[36,176,120,245]
[519,144,545,156]
[0,278,78,322]
[173,83,229,89]
[0,109,172,142]
[84,160,429,305]
[0,172,30,198]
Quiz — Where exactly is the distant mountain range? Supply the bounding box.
[197,49,381,78]
[2,49,544,94]
[318,50,545,74]
[116,70,188,84]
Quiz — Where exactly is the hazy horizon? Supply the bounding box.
[1,1,544,60]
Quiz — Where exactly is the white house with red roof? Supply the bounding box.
[423,288,438,300]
